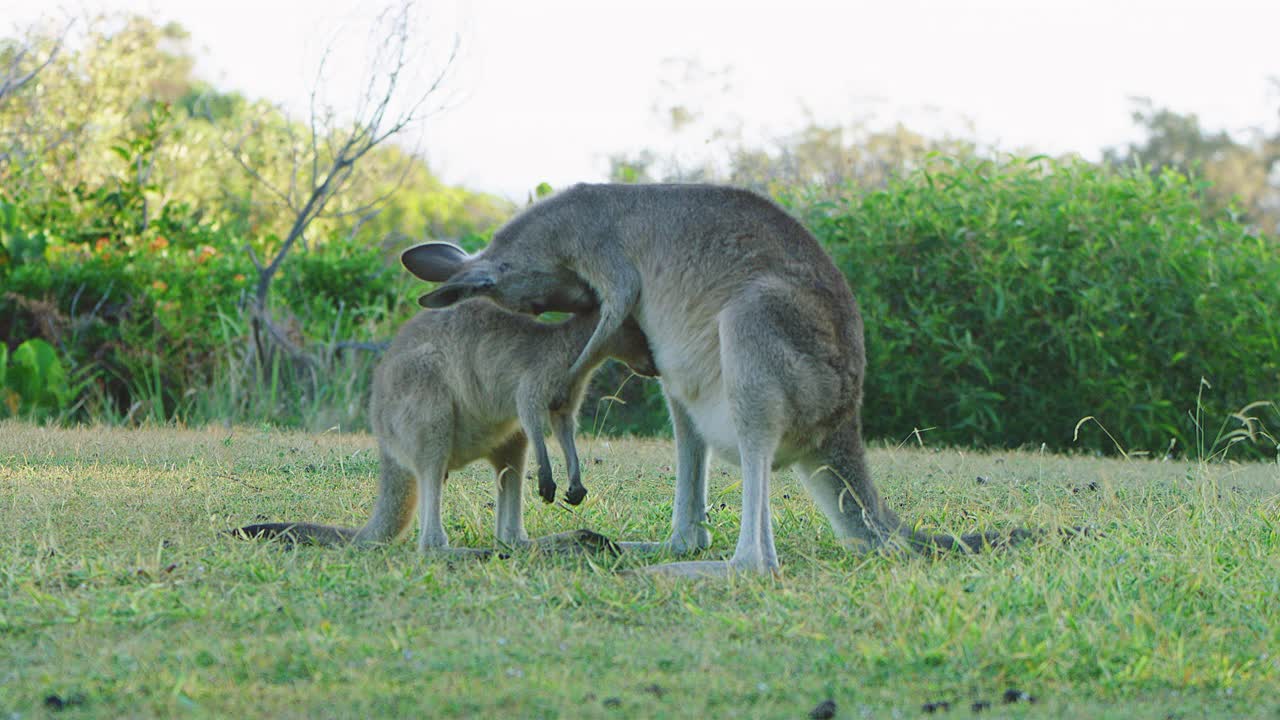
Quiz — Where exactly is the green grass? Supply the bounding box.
[1,422,1278,718]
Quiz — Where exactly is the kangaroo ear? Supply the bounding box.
[418,283,471,309]
[401,242,471,282]
[417,270,496,308]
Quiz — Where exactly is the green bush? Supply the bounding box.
[793,157,1280,456]
[276,240,400,317]
[0,15,510,429]
[0,338,72,419]
[0,222,413,426]
[6,143,1277,450]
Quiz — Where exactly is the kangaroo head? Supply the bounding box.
[402,241,596,315]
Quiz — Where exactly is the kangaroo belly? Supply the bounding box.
[377,391,521,478]
[685,389,740,463]
[645,312,821,470]
[449,415,522,469]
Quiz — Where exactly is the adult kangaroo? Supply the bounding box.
[403,183,1028,576]
[235,298,656,554]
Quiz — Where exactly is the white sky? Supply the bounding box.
[4,0,1279,200]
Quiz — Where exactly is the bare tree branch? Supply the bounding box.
[226,119,292,207]
[245,244,265,273]
[0,21,75,173]
[307,44,332,201]
[323,148,417,222]
[220,1,458,375]
[0,20,70,104]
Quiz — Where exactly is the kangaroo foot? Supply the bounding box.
[425,546,506,562]
[529,528,620,556]
[623,559,776,579]
[612,520,713,556]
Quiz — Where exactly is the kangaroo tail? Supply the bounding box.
[229,448,418,548]
[229,522,358,546]
[904,525,1094,555]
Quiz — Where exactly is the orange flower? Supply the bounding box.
[195,245,217,264]
[95,237,110,251]
[152,280,168,293]
[233,273,246,282]
[150,236,169,251]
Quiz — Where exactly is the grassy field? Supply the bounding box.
[1,422,1278,718]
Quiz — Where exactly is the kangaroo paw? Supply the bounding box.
[538,478,557,504]
[564,483,588,506]
[537,459,557,503]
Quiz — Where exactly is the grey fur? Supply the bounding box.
[234,298,656,553]
[404,183,1030,576]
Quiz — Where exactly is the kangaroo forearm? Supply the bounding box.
[551,411,586,505]
[567,263,639,378]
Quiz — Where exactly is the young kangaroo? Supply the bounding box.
[402,183,1036,576]
[235,297,657,554]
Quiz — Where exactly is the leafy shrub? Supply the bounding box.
[277,240,400,317]
[0,338,72,419]
[793,157,1280,456]
[0,16,512,428]
[0,217,412,426]
[579,361,670,438]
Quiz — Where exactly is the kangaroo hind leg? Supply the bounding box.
[633,297,785,577]
[350,447,419,545]
[409,443,490,558]
[718,298,788,574]
[616,392,712,556]
[489,433,530,546]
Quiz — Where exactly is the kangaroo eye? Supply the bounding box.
[498,262,511,273]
